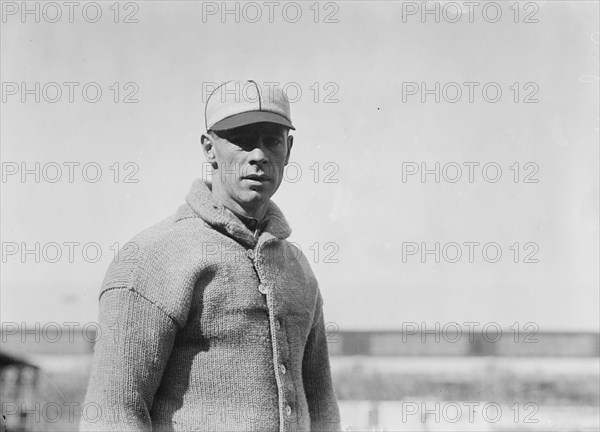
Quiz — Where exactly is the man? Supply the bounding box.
[79,80,341,432]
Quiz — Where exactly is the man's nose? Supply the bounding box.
[247,137,269,164]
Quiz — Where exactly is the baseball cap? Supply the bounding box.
[205,80,295,131]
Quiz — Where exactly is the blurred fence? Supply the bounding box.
[2,325,599,357]
[329,330,600,357]
[1,325,599,431]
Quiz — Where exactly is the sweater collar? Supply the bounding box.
[184,178,292,247]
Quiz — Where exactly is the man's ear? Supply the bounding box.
[201,132,218,169]
[284,134,294,166]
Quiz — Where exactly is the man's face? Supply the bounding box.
[203,122,293,210]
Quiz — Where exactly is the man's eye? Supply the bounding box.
[265,137,282,146]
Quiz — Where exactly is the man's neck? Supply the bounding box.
[210,182,268,222]
[221,204,270,240]
[226,204,267,223]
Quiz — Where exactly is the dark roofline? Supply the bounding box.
[0,351,39,368]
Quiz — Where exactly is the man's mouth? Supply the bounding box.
[242,174,271,181]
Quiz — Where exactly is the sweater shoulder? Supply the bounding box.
[99,204,212,327]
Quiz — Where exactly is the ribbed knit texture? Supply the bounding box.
[79,179,341,432]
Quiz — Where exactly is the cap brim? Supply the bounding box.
[210,111,295,131]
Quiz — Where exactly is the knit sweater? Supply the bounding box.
[79,179,341,432]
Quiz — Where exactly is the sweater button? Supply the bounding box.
[279,363,286,374]
[285,405,292,416]
[246,249,255,260]
[275,319,281,330]
[258,284,269,294]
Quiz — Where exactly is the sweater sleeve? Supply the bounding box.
[302,295,342,432]
[79,287,178,432]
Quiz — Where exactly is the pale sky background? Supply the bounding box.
[1,1,598,331]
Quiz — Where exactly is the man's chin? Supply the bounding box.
[238,188,271,204]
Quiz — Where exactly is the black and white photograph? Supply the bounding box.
[1,1,599,431]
